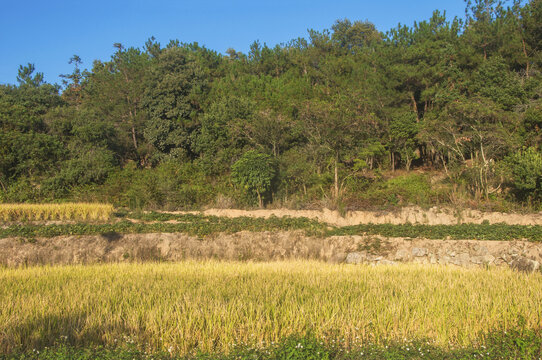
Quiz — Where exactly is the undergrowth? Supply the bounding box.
[3,327,541,360]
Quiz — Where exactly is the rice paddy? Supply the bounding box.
[1,261,541,356]
[0,203,114,222]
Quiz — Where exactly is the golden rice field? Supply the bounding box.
[0,261,541,355]
[0,203,114,222]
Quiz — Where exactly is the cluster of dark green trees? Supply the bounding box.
[1,0,542,210]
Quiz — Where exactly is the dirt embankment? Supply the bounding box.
[177,206,542,226]
[1,232,540,271]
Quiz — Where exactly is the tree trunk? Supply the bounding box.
[334,152,339,199]
[131,125,138,152]
[441,154,449,177]
[410,92,419,122]
[522,38,530,78]
[257,190,263,208]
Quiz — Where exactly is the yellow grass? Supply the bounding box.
[0,203,114,222]
[0,261,541,355]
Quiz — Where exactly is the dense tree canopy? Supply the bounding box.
[1,0,542,209]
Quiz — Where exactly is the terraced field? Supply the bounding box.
[1,206,542,359]
[1,262,542,359]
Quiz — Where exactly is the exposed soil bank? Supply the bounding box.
[175,206,542,226]
[1,232,540,271]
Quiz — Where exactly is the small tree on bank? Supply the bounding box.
[505,147,542,203]
[231,150,276,208]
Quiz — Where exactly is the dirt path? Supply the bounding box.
[168,206,542,226]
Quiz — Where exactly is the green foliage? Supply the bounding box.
[522,103,542,134]
[0,131,65,180]
[470,56,525,110]
[231,151,277,207]
[3,328,542,360]
[329,222,542,242]
[84,45,151,164]
[0,67,65,190]
[0,178,43,203]
[47,147,116,189]
[0,214,326,239]
[504,147,542,202]
[111,161,214,210]
[278,148,316,198]
[331,19,381,52]
[271,336,333,360]
[389,111,419,170]
[2,212,542,242]
[143,44,216,156]
[193,97,252,175]
[354,141,387,171]
[361,174,436,207]
[2,1,542,209]
[16,63,45,87]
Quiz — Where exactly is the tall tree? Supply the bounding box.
[84,44,151,164]
[143,43,219,159]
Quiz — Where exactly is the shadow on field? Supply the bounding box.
[1,312,135,354]
[100,231,123,242]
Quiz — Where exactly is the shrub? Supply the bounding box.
[359,173,435,207]
[504,147,542,203]
[231,150,276,208]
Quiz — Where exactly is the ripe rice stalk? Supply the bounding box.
[0,203,114,223]
[0,261,540,355]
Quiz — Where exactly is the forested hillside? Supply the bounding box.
[1,0,541,211]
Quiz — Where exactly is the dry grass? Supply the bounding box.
[0,261,541,355]
[0,203,114,222]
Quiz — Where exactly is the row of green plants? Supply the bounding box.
[0,216,326,239]
[128,211,542,241]
[3,328,541,360]
[2,213,542,241]
[330,223,542,241]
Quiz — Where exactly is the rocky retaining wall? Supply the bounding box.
[342,237,541,272]
[1,232,540,272]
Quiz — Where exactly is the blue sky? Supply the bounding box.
[0,0,468,85]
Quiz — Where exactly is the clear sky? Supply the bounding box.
[0,0,468,85]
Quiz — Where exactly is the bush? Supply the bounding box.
[231,150,277,208]
[504,147,542,203]
[68,161,214,210]
[357,173,436,208]
[121,161,213,210]
[0,178,44,203]
[42,146,117,198]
